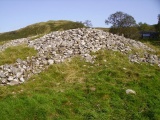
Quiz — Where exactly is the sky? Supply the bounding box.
[0,0,160,33]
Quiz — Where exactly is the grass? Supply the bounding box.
[95,27,110,32]
[0,44,37,65]
[137,38,160,58]
[30,34,45,40]
[0,41,8,45]
[0,49,160,119]
[0,20,85,42]
[139,38,160,48]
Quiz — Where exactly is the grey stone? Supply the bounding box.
[16,58,22,63]
[10,67,18,75]
[0,72,5,78]
[16,72,23,78]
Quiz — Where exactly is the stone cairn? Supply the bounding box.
[0,28,159,85]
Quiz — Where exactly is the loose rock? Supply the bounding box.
[126,89,136,95]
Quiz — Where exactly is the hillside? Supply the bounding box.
[0,28,160,119]
[0,20,85,42]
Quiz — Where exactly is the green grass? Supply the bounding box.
[139,38,160,49]
[0,45,37,65]
[0,20,85,42]
[0,50,160,120]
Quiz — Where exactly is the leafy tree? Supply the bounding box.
[105,11,139,39]
[83,20,93,27]
[77,20,93,27]
[154,14,160,38]
[155,14,160,33]
[109,27,140,39]
[138,22,155,32]
[158,14,160,24]
[105,11,136,28]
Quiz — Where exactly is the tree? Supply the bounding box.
[77,20,93,27]
[83,20,93,27]
[105,11,136,28]
[109,26,140,39]
[138,22,155,32]
[156,14,160,33]
[158,14,160,24]
[105,11,138,39]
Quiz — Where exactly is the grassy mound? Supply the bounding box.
[0,45,37,65]
[0,20,85,42]
[0,50,159,119]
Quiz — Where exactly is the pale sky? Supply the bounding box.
[0,0,159,33]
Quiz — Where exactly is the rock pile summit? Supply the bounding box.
[0,28,159,85]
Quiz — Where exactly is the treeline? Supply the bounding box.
[84,11,160,40]
[105,11,160,40]
[1,13,160,42]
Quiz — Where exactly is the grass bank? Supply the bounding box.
[0,45,37,65]
[0,50,160,119]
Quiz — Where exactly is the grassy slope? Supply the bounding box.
[0,20,85,42]
[0,45,37,65]
[140,38,160,49]
[0,24,159,119]
[0,49,160,120]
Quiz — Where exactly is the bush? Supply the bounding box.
[109,27,140,39]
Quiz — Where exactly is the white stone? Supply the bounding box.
[48,59,54,65]
[23,65,27,69]
[8,76,14,81]
[81,41,85,45]
[20,77,25,82]
[7,80,19,86]
[126,89,136,95]
[67,50,73,54]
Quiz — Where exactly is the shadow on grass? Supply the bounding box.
[139,38,160,48]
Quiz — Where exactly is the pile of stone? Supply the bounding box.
[129,53,159,65]
[0,38,29,52]
[0,28,159,85]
